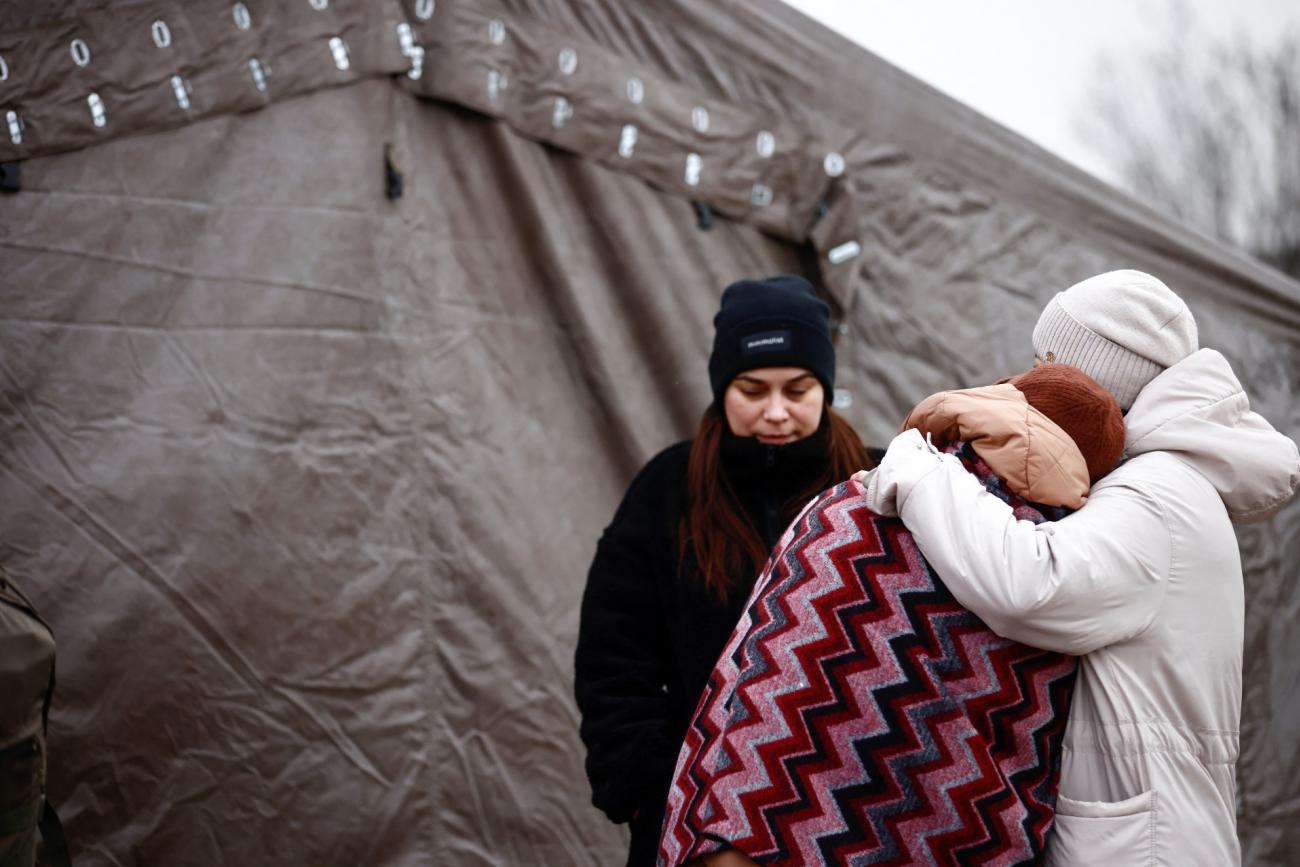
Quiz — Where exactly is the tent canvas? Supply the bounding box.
[1,1,1297,864]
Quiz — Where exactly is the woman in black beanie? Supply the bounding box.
[574,275,875,867]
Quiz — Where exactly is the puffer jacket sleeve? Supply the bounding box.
[574,456,679,824]
[865,429,1170,656]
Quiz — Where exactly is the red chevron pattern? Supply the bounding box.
[659,444,1077,867]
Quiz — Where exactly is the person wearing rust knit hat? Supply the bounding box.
[1007,363,1125,484]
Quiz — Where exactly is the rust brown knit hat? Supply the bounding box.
[1008,363,1126,483]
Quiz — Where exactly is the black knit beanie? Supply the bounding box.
[708,275,836,405]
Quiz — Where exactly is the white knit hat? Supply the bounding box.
[1032,270,1198,411]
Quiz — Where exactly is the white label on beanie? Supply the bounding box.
[742,330,791,355]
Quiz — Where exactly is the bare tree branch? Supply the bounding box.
[1079,5,1300,277]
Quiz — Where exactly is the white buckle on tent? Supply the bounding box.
[170,75,192,110]
[0,55,8,83]
[487,69,507,101]
[552,97,573,130]
[6,110,21,145]
[691,106,709,134]
[248,57,268,93]
[558,48,577,75]
[488,19,506,46]
[396,23,424,80]
[756,130,775,158]
[407,45,425,80]
[328,36,350,71]
[626,77,644,104]
[751,183,773,208]
[309,0,329,10]
[152,20,172,48]
[833,388,852,409]
[827,240,861,265]
[232,3,252,31]
[70,38,91,68]
[823,152,845,178]
[397,22,415,55]
[87,92,106,127]
[685,153,702,187]
[618,124,637,158]
[415,0,435,20]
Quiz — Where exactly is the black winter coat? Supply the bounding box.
[575,426,864,867]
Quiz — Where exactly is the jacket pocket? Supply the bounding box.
[1046,789,1156,867]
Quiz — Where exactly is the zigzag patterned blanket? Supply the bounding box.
[658,444,1077,867]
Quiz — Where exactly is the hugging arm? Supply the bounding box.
[864,429,1169,656]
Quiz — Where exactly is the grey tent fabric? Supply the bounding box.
[1,75,809,866]
[1,1,1297,865]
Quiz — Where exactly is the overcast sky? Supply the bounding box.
[781,0,1300,187]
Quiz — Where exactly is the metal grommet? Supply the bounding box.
[70,38,91,67]
[151,20,173,48]
[823,152,845,178]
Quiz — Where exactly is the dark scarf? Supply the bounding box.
[717,418,832,551]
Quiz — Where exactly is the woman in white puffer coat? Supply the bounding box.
[860,270,1300,867]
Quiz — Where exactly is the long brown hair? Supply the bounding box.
[680,405,874,600]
